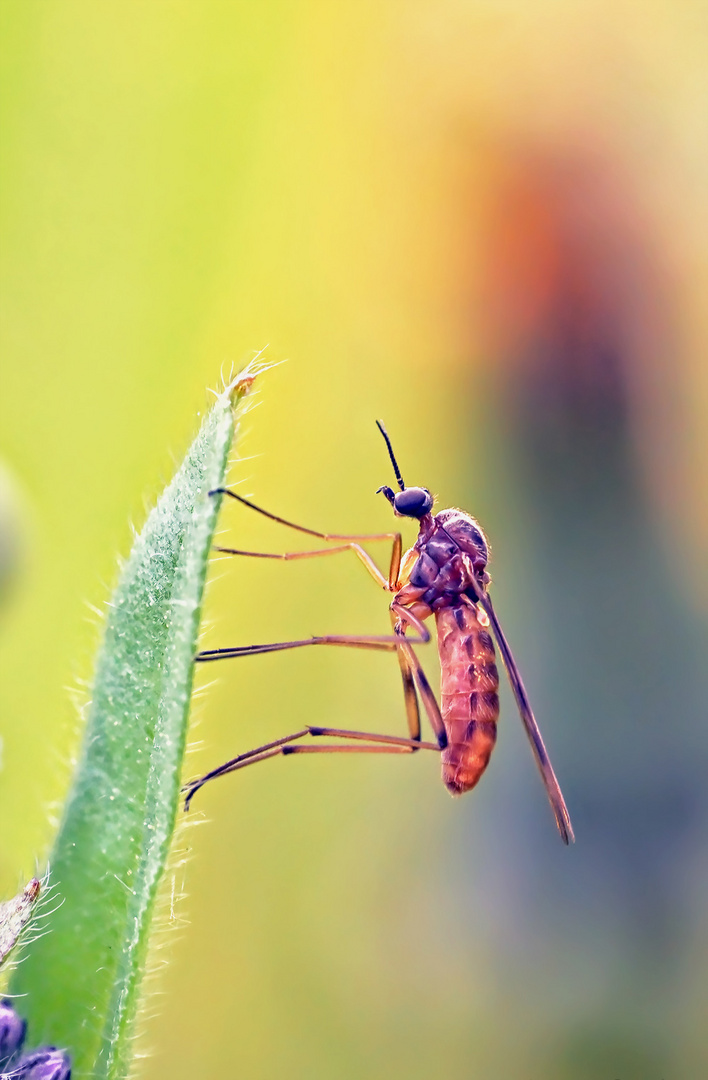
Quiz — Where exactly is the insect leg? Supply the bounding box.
[213,489,404,589]
[387,532,402,590]
[390,601,447,749]
[214,542,392,591]
[183,726,439,809]
[389,609,421,742]
[183,729,310,809]
[213,488,400,545]
[305,726,437,749]
[196,622,431,662]
[189,613,436,806]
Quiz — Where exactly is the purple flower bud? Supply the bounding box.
[12,1048,71,1080]
[0,998,26,1069]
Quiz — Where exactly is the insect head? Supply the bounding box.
[375,420,434,519]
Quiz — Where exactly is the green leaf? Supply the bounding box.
[10,363,268,1077]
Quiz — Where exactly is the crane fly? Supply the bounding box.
[184,421,574,844]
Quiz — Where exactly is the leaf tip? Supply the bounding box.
[0,871,47,973]
[218,349,287,406]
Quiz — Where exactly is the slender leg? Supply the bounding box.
[214,542,392,591]
[195,614,446,749]
[189,494,438,804]
[195,609,443,742]
[196,622,431,662]
[183,729,309,808]
[212,487,395,540]
[388,532,402,590]
[211,488,403,590]
[389,609,421,742]
[390,601,447,748]
[183,724,440,810]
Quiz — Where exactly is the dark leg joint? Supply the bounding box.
[183,783,202,812]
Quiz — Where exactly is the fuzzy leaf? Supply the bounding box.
[10,364,267,1077]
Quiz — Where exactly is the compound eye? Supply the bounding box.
[393,487,434,518]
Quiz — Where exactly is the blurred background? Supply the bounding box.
[1,2,707,1077]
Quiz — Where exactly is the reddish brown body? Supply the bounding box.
[436,603,499,794]
[393,507,501,795]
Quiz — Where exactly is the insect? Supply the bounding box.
[184,422,574,843]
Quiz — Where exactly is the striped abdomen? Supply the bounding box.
[436,602,500,795]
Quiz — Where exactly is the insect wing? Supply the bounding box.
[467,581,574,844]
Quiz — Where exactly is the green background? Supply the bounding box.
[2,3,707,1078]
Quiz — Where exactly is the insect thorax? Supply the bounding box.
[405,509,488,612]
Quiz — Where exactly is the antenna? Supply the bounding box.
[376,420,405,491]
